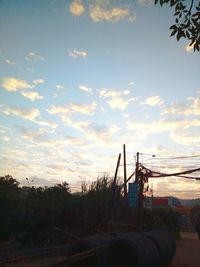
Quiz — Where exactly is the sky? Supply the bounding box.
[0,0,200,198]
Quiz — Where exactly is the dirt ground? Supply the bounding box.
[3,232,200,267]
[171,232,200,267]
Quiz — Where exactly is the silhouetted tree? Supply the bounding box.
[0,175,20,240]
[155,0,200,51]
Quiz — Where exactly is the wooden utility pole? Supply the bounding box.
[135,152,144,230]
[113,153,121,187]
[135,152,139,182]
[111,153,121,205]
[123,144,127,198]
[109,153,121,224]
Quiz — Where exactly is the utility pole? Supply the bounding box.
[135,152,139,182]
[123,144,127,198]
[110,153,121,223]
[113,153,121,187]
[111,153,121,205]
[135,152,144,230]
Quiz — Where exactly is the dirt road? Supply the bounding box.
[3,232,200,267]
[172,232,200,267]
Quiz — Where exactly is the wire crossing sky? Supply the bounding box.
[0,0,200,198]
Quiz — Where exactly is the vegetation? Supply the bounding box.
[143,207,181,238]
[155,0,200,51]
[0,175,181,246]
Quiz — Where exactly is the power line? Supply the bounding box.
[142,165,200,179]
[145,154,200,160]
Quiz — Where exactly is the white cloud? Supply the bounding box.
[88,123,119,141]
[128,81,134,86]
[89,1,135,23]
[5,59,16,65]
[90,6,128,22]
[137,0,154,7]
[1,77,45,101]
[1,77,32,92]
[68,0,136,24]
[126,118,200,139]
[25,52,45,62]
[143,95,164,106]
[99,88,134,110]
[36,119,57,129]
[47,102,97,115]
[21,91,44,101]
[53,85,65,98]
[56,84,65,90]
[123,113,129,118]
[0,105,57,129]
[162,97,200,116]
[68,49,87,58]
[1,136,10,142]
[0,125,10,134]
[79,85,92,94]
[32,79,45,85]
[60,115,119,143]
[69,0,85,16]
[171,131,200,147]
[0,106,40,121]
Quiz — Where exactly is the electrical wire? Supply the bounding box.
[142,165,200,178]
[144,154,200,160]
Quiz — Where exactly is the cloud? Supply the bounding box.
[25,52,45,62]
[60,115,119,143]
[69,0,85,16]
[36,120,57,129]
[162,97,200,116]
[171,131,200,147]
[0,105,57,129]
[1,77,45,101]
[1,136,10,142]
[137,0,154,7]
[5,59,16,65]
[99,88,134,110]
[21,128,56,147]
[19,176,58,187]
[142,95,164,106]
[79,85,92,94]
[20,91,44,101]
[56,84,65,90]
[53,84,65,98]
[46,164,66,171]
[89,1,135,23]
[126,117,200,139]
[0,124,10,134]
[68,49,87,58]
[1,77,32,92]
[87,123,119,141]
[0,106,40,120]
[32,79,45,85]
[128,81,134,86]
[47,102,97,115]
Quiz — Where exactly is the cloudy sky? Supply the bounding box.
[0,0,200,198]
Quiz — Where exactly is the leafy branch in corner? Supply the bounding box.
[155,0,200,52]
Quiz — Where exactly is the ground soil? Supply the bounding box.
[171,232,200,267]
[3,232,200,267]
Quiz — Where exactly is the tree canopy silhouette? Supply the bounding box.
[155,0,200,51]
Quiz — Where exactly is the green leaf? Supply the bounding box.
[177,30,184,41]
[186,30,191,39]
[169,24,177,30]
[170,29,177,36]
